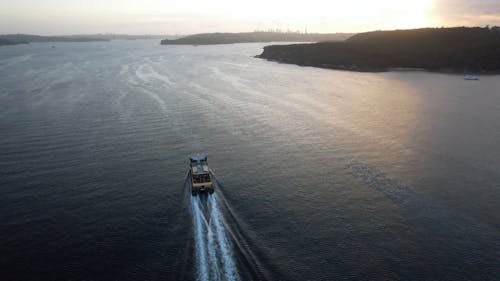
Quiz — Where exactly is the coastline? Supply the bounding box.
[255,27,500,75]
[256,55,500,75]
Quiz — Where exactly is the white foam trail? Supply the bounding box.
[207,216,222,281]
[139,88,167,111]
[209,195,240,281]
[191,196,209,281]
[191,194,240,281]
[207,214,220,281]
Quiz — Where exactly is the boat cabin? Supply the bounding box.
[189,155,214,194]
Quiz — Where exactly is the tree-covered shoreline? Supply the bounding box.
[161,31,354,45]
[0,34,109,46]
[257,27,500,73]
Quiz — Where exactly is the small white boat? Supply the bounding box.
[189,155,214,195]
[464,74,479,80]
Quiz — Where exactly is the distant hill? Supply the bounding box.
[0,34,108,46]
[0,38,26,46]
[160,32,354,45]
[0,34,175,46]
[64,34,169,40]
[257,27,500,73]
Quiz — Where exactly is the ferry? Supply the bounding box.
[189,155,214,195]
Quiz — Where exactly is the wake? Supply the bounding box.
[190,193,240,281]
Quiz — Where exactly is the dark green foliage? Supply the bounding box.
[160,32,354,45]
[258,27,500,73]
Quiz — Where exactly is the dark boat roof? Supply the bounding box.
[190,154,210,175]
[190,154,207,162]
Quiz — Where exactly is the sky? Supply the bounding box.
[0,0,499,35]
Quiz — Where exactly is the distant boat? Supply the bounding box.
[189,154,214,195]
[464,74,479,80]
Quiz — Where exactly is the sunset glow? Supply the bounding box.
[0,0,497,34]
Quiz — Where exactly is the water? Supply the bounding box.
[0,40,499,281]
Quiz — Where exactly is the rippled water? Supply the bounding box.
[1,40,499,281]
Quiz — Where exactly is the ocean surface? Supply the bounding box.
[0,40,499,281]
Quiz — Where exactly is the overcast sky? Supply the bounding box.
[0,0,499,35]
